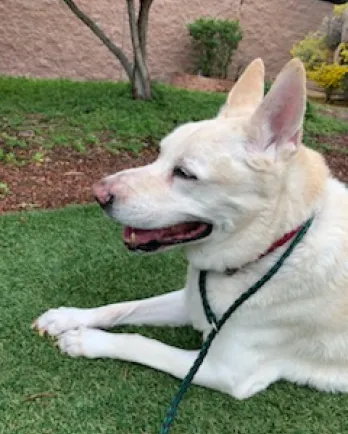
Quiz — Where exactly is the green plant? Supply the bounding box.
[31,151,46,164]
[339,42,348,64]
[0,132,27,148]
[72,138,87,153]
[0,148,22,165]
[290,32,330,70]
[0,182,10,197]
[307,63,348,101]
[305,100,316,121]
[334,3,348,16]
[291,2,348,103]
[318,3,347,51]
[187,18,243,78]
[53,134,70,145]
[86,133,99,145]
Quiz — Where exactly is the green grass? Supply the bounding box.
[1,76,347,165]
[304,106,348,135]
[0,77,225,159]
[2,205,348,433]
[302,107,348,151]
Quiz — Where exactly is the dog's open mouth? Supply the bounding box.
[123,222,213,252]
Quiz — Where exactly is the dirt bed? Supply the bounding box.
[0,147,157,213]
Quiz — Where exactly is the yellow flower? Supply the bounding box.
[333,3,348,17]
[307,63,348,89]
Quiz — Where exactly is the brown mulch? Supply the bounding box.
[171,73,235,93]
[0,147,157,214]
[314,134,348,148]
[1,134,348,214]
[313,133,348,181]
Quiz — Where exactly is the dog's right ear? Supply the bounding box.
[218,58,265,119]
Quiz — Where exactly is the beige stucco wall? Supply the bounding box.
[0,0,332,82]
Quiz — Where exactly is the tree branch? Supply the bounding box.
[62,0,133,80]
[138,0,154,60]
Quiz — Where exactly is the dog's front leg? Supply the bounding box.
[57,328,225,391]
[34,289,190,336]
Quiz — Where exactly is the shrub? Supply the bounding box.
[334,3,348,16]
[337,42,348,64]
[308,63,348,88]
[307,63,348,101]
[291,2,348,103]
[290,32,330,70]
[187,18,243,79]
[320,3,348,50]
[321,15,344,50]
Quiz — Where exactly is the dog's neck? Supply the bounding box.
[186,146,328,273]
[224,223,306,276]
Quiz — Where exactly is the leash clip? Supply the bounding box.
[210,318,218,331]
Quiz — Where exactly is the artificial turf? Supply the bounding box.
[1,204,348,433]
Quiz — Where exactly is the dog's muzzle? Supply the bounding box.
[93,181,114,210]
[92,181,213,252]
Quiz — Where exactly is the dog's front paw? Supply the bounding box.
[33,307,95,336]
[57,328,114,359]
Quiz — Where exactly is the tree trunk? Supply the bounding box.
[343,74,348,102]
[127,0,152,100]
[132,63,152,100]
[62,0,153,100]
[325,87,333,103]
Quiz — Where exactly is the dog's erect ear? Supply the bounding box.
[247,58,306,157]
[218,58,265,118]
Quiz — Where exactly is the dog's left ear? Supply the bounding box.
[247,58,306,158]
[218,58,265,118]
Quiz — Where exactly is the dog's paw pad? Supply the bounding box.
[34,307,91,337]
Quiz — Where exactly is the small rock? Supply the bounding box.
[18,130,35,138]
[63,171,85,176]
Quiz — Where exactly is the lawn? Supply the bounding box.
[2,205,348,434]
[0,77,225,161]
[0,76,347,165]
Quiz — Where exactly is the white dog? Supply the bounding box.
[35,58,348,400]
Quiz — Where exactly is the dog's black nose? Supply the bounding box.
[92,181,114,208]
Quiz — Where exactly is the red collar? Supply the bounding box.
[225,225,303,276]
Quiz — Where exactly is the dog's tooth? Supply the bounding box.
[131,232,136,243]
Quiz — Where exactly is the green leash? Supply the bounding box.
[159,216,314,434]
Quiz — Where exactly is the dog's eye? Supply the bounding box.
[173,166,197,180]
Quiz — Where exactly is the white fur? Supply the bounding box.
[35,59,348,399]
